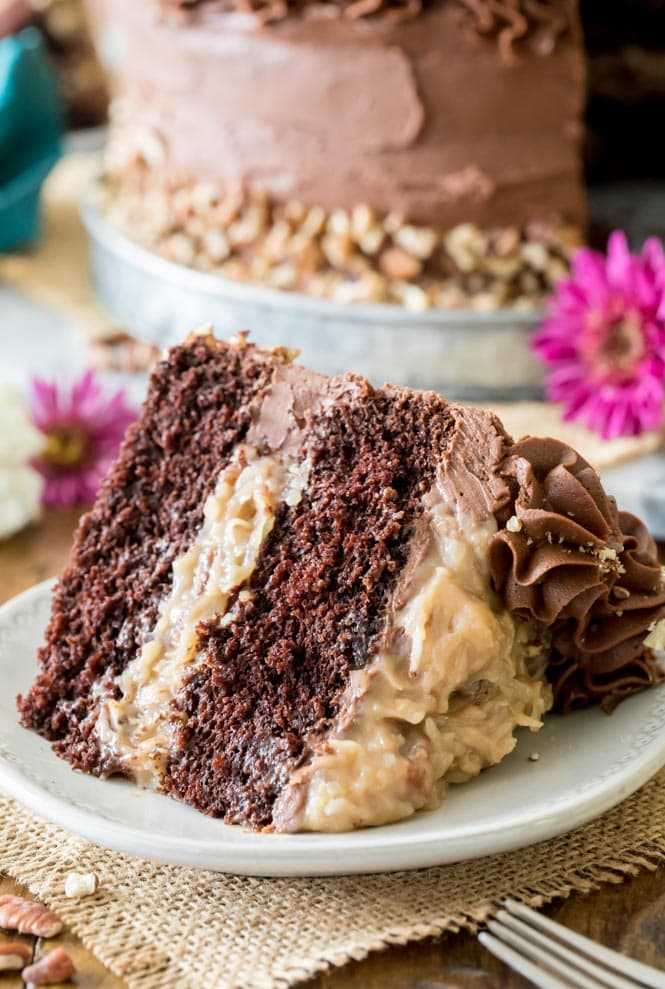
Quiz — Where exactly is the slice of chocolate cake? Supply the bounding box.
[18,333,665,832]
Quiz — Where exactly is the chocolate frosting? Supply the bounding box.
[161,0,425,23]
[247,361,363,453]
[488,437,665,712]
[162,0,574,56]
[87,0,585,230]
[438,405,512,521]
[455,0,572,61]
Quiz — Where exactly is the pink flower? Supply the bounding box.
[30,370,136,508]
[532,231,665,439]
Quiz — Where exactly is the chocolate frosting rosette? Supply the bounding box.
[489,438,665,713]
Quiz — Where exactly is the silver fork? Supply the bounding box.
[479,899,665,989]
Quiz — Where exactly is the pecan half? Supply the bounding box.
[0,896,63,938]
[0,941,32,972]
[22,948,76,986]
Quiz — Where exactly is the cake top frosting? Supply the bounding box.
[160,0,574,58]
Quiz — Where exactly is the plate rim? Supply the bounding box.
[2,579,665,876]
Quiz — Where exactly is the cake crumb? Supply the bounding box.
[193,321,215,337]
[528,752,540,762]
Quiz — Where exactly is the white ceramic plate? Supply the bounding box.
[2,580,665,877]
[603,452,665,541]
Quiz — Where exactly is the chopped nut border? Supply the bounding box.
[100,127,580,313]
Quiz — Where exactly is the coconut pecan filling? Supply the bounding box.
[272,489,552,832]
[95,446,310,787]
[95,449,552,829]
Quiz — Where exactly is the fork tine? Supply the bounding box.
[505,901,665,989]
[488,920,620,989]
[489,915,636,989]
[479,931,573,989]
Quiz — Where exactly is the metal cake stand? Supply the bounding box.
[81,202,545,402]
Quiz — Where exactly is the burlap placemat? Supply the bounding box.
[2,770,665,989]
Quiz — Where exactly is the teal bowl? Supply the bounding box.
[0,27,62,252]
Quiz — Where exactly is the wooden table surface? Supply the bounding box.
[1,508,664,988]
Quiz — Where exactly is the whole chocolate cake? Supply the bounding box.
[18,333,665,831]
[85,0,585,311]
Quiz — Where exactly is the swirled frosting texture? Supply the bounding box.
[488,438,665,713]
[161,0,424,23]
[162,0,574,56]
[455,0,572,61]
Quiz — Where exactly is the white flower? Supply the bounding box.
[0,387,44,540]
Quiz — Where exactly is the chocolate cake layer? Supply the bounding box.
[167,376,455,825]
[18,337,281,768]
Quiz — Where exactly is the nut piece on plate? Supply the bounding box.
[64,871,99,898]
[22,947,76,986]
[0,941,32,972]
[0,895,63,938]
[89,331,161,374]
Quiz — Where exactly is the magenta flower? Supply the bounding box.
[30,370,136,508]
[532,231,665,439]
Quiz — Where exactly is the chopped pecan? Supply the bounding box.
[379,247,422,281]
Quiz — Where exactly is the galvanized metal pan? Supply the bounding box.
[81,201,545,401]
